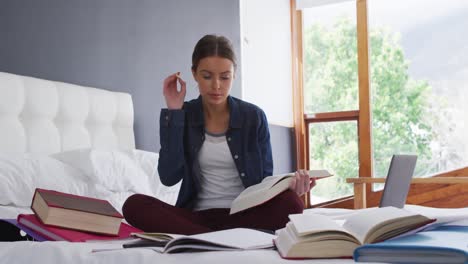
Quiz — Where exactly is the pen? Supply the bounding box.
[123,239,167,248]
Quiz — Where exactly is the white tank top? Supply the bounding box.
[193,132,245,211]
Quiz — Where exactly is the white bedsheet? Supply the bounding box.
[0,206,31,219]
[0,241,360,264]
[2,205,467,264]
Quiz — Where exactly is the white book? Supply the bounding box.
[229,170,332,215]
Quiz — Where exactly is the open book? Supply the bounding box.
[274,206,435,259]
[123,228,276,253]
[230,170,332,215]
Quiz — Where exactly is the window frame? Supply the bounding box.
[290,0,372,208]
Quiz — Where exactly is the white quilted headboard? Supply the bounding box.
[0,72,135,154]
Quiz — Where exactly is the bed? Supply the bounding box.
[0,71,466,264]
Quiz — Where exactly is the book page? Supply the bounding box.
[164,228,275,252]
[243,173,293,197]
[132,232,184,242]
[306,170,334,179]
[404,204,468,224]
[229,174,293,214]
[289,213,348,236]
[342,207,422,244]
[230,170,333,214]
[233,170,332,201]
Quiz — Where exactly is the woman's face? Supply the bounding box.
[192,56,234,107]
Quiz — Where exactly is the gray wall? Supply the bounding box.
[0,0,242,152]
[0,0,295,174]
[269,125,295,174]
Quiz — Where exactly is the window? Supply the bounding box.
[296,0,364,205]
[308,120,358,202]
[292,0,468,206]
[303,1,358,113]
[369,0,468,180]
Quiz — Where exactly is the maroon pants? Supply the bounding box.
[122,190,304,235]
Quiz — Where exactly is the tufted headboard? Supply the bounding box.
[0,72,135,154]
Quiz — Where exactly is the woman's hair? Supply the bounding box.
[191,34,237,72]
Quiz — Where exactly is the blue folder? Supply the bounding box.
[354,225,468,264]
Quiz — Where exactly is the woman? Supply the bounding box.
[123,34,316,235]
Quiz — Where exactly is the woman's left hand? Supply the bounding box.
[288,169,317,196]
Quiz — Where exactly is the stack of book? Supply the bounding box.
[17,188,141,242]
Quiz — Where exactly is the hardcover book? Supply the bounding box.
[17,214,141,242]
[31,188,123,235]
[353,225,468,263]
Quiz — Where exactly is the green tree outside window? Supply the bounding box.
[304,17,446,200]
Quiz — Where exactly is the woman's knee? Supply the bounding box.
[276,190,304,214]
[122,194,152,220]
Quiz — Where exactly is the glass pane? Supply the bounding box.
[302,2,358,114]
[308,121,358,204]
[369,0,468,179]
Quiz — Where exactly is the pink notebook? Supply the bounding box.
[17,214,141,242]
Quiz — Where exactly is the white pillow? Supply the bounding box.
[51,148,152,194]
[0,153,90,206]
[132,149,159,184]
[132,149,180,205]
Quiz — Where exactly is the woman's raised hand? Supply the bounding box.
[163,72,187,109]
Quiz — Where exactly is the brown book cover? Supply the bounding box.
[31,188,123,235]
[32,188,123,218]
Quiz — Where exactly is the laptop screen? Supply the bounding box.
[379,155,418,208]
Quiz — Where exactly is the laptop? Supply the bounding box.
[379,154,418,208]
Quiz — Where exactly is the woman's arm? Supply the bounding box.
[158,73,188,186]
[258,110,273,177]
[157,109,186,186]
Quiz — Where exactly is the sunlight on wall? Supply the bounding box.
[240,0,294,127]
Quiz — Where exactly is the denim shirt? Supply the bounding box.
[158,95,273,209]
